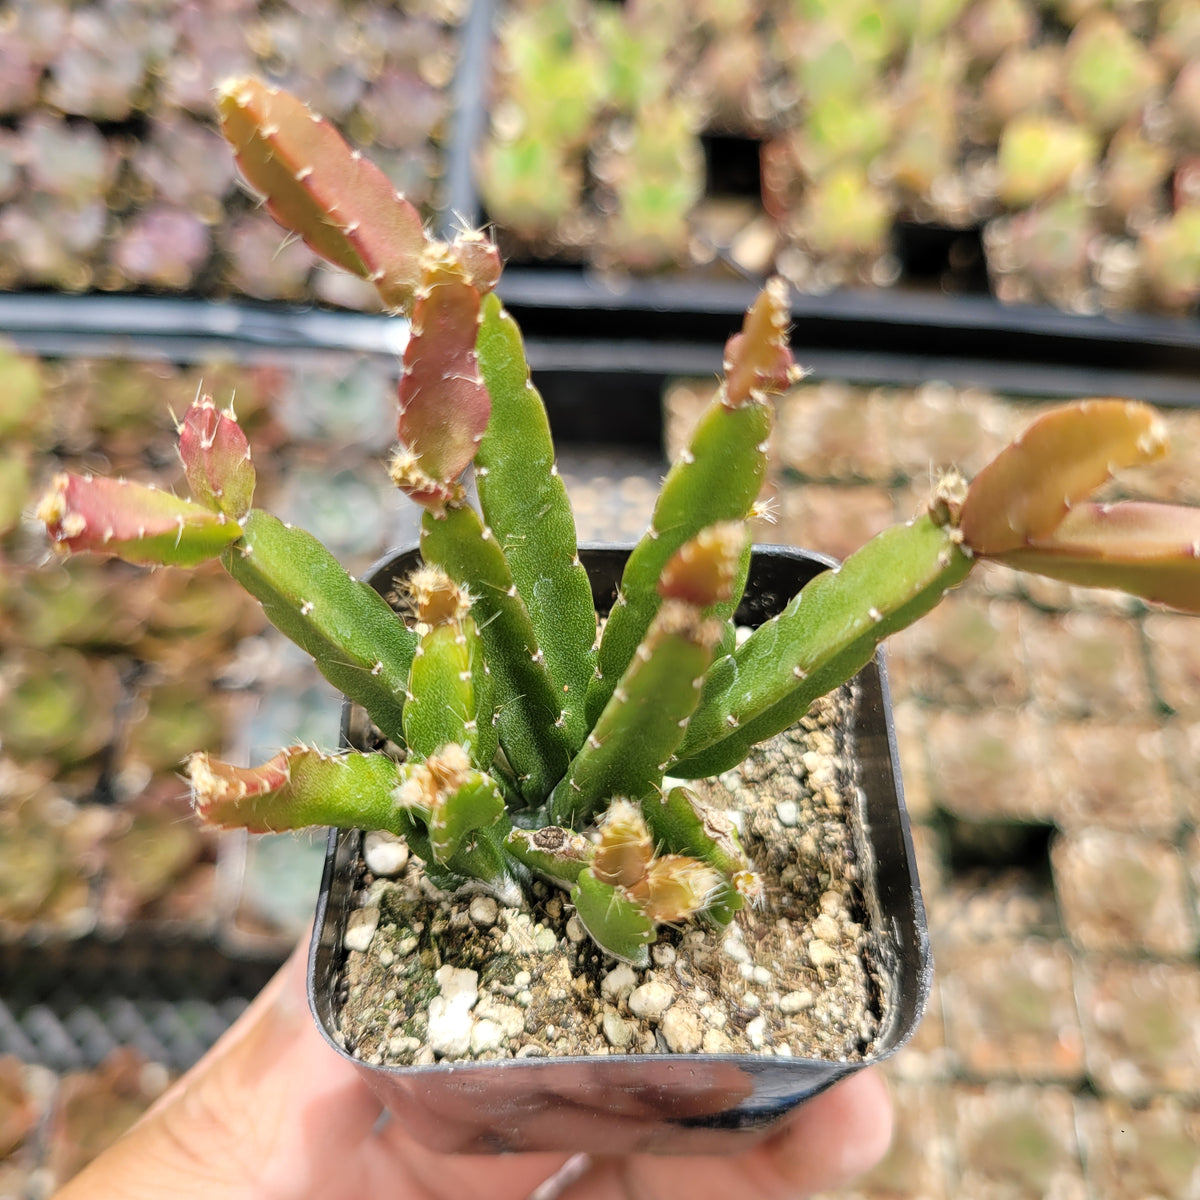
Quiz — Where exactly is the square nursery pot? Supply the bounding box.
[307,543,931,1155]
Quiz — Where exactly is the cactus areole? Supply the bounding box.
[37,79,1200,1154]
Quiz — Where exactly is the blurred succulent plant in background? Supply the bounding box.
[1136,204,1200,311]
[467,0,1200,315]
[0,0,465,303]
[0,0,1198,313]
[37,79,1200,966]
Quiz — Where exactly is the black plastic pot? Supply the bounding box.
[306,542,931,1156]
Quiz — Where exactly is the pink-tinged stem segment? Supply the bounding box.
[722,277,802,408]
[216,77,428,311]
[988,500,1200,613]
[657,522,748,608]
[449,230,503,296]
[178,396,256,520]
[390,274,489,516]
[189,745,403,833]
[38,473,242,567]
[960,398,1169,554]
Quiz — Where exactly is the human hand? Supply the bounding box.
[54,941,892,1200]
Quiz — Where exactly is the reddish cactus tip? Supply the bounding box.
[216,76,429,311]
[658,521,748,607]
[179,394,255,521]
[393,275,490,510]
[995,500,1200,614]
[38,471,242,567]
[187,747,294,829]
[214,76,256,104]
[723,277,802,408]
[448,229,502,295]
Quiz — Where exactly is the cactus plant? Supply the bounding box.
[111,206,213,291]
[1061,12,1161,135]
[983,194,1097,308]
[792,163,894,265]
[595,99,706,269]
[978,45,1062,133]
[1099,125,1173,227]
[476,134,582,245]
[43,4,157,121]
[1136,204,1200,311]
[995,113,1099,206]
[958,0,1036,67]
[37,78,1200,970]
[20,113,120,206]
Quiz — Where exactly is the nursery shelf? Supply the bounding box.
[2,289,1198,416]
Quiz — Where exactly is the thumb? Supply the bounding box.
[53,941,383,1200]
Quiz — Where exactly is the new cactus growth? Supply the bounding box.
[37,79,1200,969]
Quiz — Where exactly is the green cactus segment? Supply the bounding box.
[189,746,402,834]
[216,77,427,311]
[420,504,572,801]
[401,567,498,768]
[178,396,255,520]
[670,514,974,778]
[641,786,759,924]
[223,510,415,746]
[38,472,242,567]
[391,278,488,516]
[474,292,597,748]
[504,826,594,887]
[588,285,795,723]
[553,602,721,826]
[961,399,1168,556]
[466,621,499,773]
[397,811,511,893]
[990,501,1200,614]
[404,622,480,763]
[393,749,506,867]
[587,396,772,724]
[649,785,752,878]
[718,534,756,647]
[570,868,655,967]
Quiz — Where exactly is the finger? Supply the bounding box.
[54,942,389,1200]
[173,946,567,1200]
[555,1068,893,1200]
[752,1069,894,1196]
[372,1113,571,1200]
